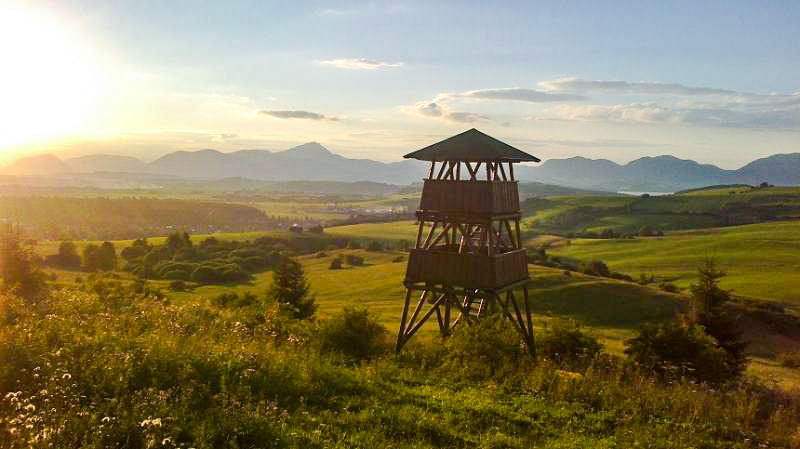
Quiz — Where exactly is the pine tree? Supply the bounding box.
[687,259,748,379]
[267,256,316,319]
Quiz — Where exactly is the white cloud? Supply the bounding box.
[408,100,487,123]
[258,110,338,121]
[461,87,585,102]
[321,58,403,70]
[543,101,800,129]
[212,133,238,142]
[538,77,743,97]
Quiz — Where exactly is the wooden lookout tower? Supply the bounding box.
[395,129,540,354]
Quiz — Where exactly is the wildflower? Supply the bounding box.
[101,417,111,423]
[25,404,36,412]
[61,373,72,380]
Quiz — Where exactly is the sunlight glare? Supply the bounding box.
[0,3,105,152]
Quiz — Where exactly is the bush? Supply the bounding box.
[345,254,364,266]
[329,257,343,270]
[346,240,362,250]
[212,291,258,308]
[168,280,187,292]
[316,306,388,362]
[625,323,734,384]
[366,240,383,252]
[778,351,800,369]
[659,281,679,293]
[314,251,328,258]
[441,316,527,381]
[538,320,603,368]
[391,255,404,263]
[581,260,610,277]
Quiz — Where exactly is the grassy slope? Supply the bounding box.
[36,218,800,387]
[550,221,800,305]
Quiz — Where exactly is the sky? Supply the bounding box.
[0,0,798,168]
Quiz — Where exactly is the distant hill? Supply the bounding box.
[518,153,800,192]
[3,143,799,191]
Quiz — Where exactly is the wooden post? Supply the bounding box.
[396,289,412,353]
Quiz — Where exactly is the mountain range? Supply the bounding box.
[3,142,799,192]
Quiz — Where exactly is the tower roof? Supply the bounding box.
[403,128,540,162]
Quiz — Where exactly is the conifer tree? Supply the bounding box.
[267,256,316,319]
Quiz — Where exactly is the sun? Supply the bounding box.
[0,3,105,152]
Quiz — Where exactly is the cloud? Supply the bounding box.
[409,101,487,123]
[258,110,337,121]
[461,87,585,102]
[321,58,403,70]
[212,133,238,142]
[538,77,742,97]
[407,86,581,123]
[543,102,800,129]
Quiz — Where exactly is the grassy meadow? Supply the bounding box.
[549,220,800,305]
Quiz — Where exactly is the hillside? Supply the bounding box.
[548,220,800,306]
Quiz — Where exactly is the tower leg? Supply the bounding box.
[395,289,412,354]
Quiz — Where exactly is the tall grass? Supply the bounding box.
[1,286,799,448]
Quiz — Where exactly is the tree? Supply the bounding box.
[687,259,747,378]
[100,241,117,271]
[0,226,46,301]
[121,238,151,260]
[267,256,316,319]
[82,244,102,272]
[44,241,81,269]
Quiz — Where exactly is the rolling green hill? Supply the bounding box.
[549,220,800,305]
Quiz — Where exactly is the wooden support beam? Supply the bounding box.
[395,289,412,353]
[415,221,425,249]
[514,219,523,249]
[509,162,514,181]
[428,161,436,179]
[436,161,448,179]
[402,294,447,341]
[465,162,477,180]
[523,286,534,357]
[498,162,507,181]
[422,221,438,249]
[504,220,516,249]
[456,161,461,181]
[430,222,451,248]
[405,291,430,331]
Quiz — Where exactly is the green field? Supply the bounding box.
[550,221,800,305]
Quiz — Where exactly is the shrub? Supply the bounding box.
[366,240,383,252]
[168,280,187,291]
[624,323,734,384]
[314,251,328,258]
[391,255,404,263]
[346,240,362,249]
[778,351,800,369]
[659,281,679,293]
[441,316,527,381]
[0,228,47,301]
[190,265,217,284]
[581,260,610,277]
[345,254,364,266]
[329,257,343,270]
[537,320,603,368]
[212,291,258,308]
[316,306,388,362]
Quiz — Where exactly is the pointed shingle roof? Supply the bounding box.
[404,128,540,162]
